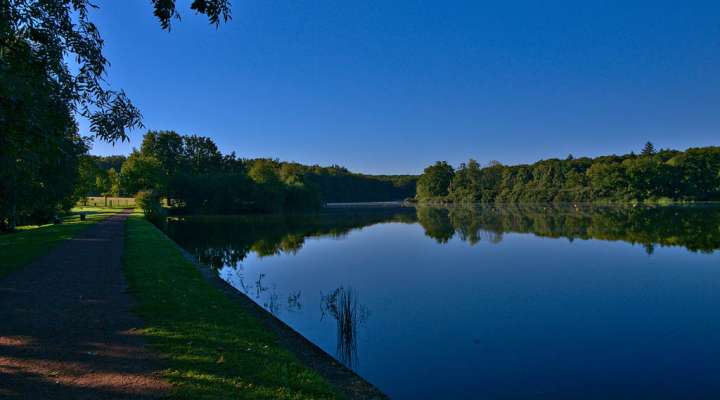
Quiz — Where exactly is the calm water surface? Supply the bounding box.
[166,205,720,399]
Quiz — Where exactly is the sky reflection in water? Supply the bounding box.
[166,205,720,399]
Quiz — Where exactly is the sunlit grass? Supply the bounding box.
[0,207,120,279]
[123,216,339,399]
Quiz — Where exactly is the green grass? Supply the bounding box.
[0,207,120,279]
[123,216,340,400]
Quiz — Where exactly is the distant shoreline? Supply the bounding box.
[325,201,409,207]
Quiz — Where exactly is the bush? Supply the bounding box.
[135,190,166,226]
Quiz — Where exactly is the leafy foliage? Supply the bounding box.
[73,156,101,203]
[1,0,144,142]
[121,152,167,195]
[416,161,454,199]
[136,190,166,226]
[0,0,234,229]
[641,141,656,157]
[152,0,232,30]
[0,35,88,229]
[416,146,720,204]
[117,131,416,214]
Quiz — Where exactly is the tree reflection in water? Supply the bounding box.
[165,208,417,271]
[163,204,720,375]
[320,287,370,368]
[414,204,720,253]
[167,205,720,272]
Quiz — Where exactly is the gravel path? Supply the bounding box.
[0,211,169,399]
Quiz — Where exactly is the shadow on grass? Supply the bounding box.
[123,216,340,400]
[0,209,121,279]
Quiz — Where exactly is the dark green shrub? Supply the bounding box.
[135,190,166,227]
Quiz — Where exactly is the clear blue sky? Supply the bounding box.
[86,0,720,174]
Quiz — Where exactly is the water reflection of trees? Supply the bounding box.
[166,207,417,269]
[166,204,720,266]
[416,204,720,253]
[415,207,455,243]
[320,287,369,368]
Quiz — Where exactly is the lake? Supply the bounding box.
[165,204,720,399]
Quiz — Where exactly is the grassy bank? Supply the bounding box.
[0,207,119,279]
[123,215,339,399]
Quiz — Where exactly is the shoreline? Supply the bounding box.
[410,199,720,207]
[157,221,388,399]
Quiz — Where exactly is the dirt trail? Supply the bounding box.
[0,211,169,399]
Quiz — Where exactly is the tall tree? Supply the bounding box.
[141,130,185,176]
[0,0,233,229]
[183,135,223,174]
[74,156,101,204]
[641,141,656,157]
[416,161,455,200]
[106,168,121,197]
[0,36,87,229]
[120,152,166,195]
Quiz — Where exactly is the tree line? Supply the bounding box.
[1,123,414,229]
[1,1,416,231]
[416,143,720,204]
[1,0,233,230]
[73,131,417,216]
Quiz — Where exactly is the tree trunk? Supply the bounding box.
[8,200,17,232]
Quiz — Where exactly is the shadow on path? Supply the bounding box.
[0,211,169,399]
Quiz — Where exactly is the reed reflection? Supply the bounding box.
[163,204,720,398]
[320,287,369,368]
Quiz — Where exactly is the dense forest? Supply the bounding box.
[416,143,720,204]
[75,131,417,216]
